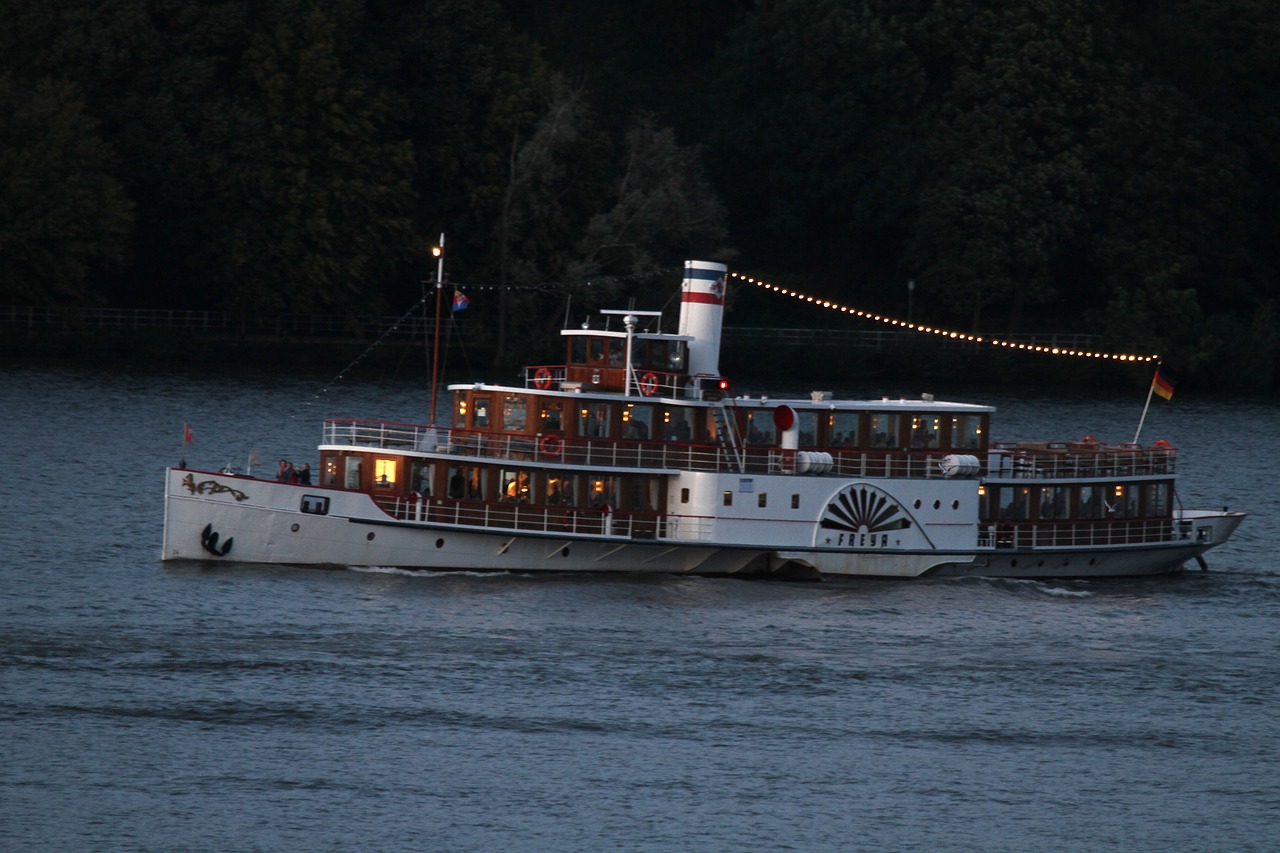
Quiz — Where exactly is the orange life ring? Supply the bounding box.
[1154,439,1171,448]
[540,434,563,457]
[534,367,553,390]
[640,372,658,396]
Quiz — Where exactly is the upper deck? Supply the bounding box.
[321,416,1177,480]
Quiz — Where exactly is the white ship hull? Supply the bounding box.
[163,469,1244,580]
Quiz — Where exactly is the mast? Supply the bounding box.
[429,233,445,426]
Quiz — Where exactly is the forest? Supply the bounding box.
[2,0,1277,389]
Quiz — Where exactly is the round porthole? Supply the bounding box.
[561,546,570,558]
[435,538,445,549]
[933,500,941,510]
[291,523,300,532]
[952,500,960,510]
[1010,559,1018,568]
[914,499,922,509]
[366,532,375,541]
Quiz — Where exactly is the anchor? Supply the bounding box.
[200,523,234,557]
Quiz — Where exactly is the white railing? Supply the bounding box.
[324,419,1177,480]
[978,518,1189,549]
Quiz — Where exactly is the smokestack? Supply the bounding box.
[678,260,728,378]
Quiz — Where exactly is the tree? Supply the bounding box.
[580,116,728,275]
[907,1,1104,334]
[0,74,133,304]
[207,5,415,316]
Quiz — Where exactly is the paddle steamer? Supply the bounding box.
[163,261,1245,578]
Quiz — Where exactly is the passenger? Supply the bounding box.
[277,459,294,482]
[297,463,312,485]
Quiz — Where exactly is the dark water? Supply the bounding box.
[3,365,1278,852]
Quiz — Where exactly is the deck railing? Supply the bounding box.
[322,419,1177,480]
[977,518,1191,549]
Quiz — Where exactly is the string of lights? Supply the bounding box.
[729,271,1160,363]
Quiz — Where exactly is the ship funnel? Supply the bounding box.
[678,260,728,378]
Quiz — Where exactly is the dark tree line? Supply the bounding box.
[2,0,1277,386]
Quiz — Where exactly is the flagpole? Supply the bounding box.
[1133,362,1159,444]
[429,233,444,427]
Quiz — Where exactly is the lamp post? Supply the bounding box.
[907,279,915,325]
[429,234,444,426]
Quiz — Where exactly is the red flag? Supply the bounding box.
[1152,368,1174,401]
[184,423,193,443]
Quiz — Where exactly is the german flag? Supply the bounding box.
[1152,367,1175,401]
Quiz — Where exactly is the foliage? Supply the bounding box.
[0,73,133,304]
[0,0,1277,387]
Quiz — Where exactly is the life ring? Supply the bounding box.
[534,367,553,390]
[1081,435,1097,444]
[640,372,659,396]
[540,434,563,457]
[1154,439,1171,448]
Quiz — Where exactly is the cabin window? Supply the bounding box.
[910,415,940,449]
[589,338,604,363]
[1078,485,1106,519]
[623,404,653,440]
[977,484,989,520]
[681,488,690,504]
[454,394,468,429]
[723,491,733,507]
[1038,486,1068,520]
[998,486,1031,520]
[578,402,613,438]
[758,493,768,508]
[828,412,858,447]
[446,465,485,501]
[571,336,586,364]
[667,341,687,372]
[503,395,529,432]
[797,412,818,448]
[631,339,661,369]
[951,415,983,450]
[300,495,330,515]
[869,413,901,448]
[410,461,434,496]
[324,456,339,485]
[589,476,618,509]
[344,456,362,490]
[1144,483,1169,517]
[744,410,776,445]
[374,458,398,488]
[540,401,563,431]
[791,494,800,509]
[546,474,576,506]
[501,468,532,503]
[1113,484,1140,518]
[472,396,491,428]
[606,339,624,366]
[664,408,694,442]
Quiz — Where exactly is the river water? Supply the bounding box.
[2,364,1277,851]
